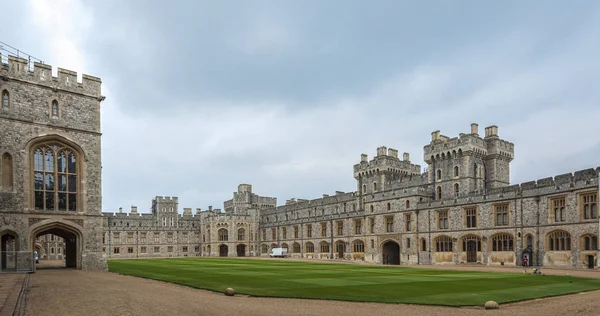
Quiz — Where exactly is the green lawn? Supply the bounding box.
[108,258,600,306]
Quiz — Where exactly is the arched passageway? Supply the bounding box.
[219,244,228,257]
[1,230,19,272]
[236,244,246,257]
[30,222,82,270]
[382,241,400,265]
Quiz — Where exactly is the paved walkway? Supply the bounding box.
[0,273,25,316]
[24,268,600,316]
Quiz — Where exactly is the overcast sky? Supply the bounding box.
[3,1,600,213]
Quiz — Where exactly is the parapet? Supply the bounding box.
[1,53,103,98]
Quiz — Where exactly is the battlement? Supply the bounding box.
[154,196,178,202]
[424,123,514,163]
[354,146,421,177]
[1,53,102,98]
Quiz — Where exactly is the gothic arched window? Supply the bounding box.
[33,142,78,211]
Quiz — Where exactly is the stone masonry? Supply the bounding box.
[0,53,107,271]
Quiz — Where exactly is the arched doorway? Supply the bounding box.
[219,244,228,257]
[30,221,82,270]
[382,240,400,265]
[236,244,246,257]
[335,241,345,259]
[1,230,19,272]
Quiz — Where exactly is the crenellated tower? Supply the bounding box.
[152,196,179,227]
[423,123,514,200]
[353,146,421,210]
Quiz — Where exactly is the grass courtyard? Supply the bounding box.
[108,258,600,306]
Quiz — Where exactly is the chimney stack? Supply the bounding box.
[361,154,368,163]
[471,123,479,136]
[403,152,410,161]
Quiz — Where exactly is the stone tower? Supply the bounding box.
[0,51,107,271]
[423,123,514,200]
[152,196,179,228]
[353,146,421,210]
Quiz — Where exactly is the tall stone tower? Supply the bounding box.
[152,196,179,227]
[0,49,107,271]
[423,123,514,200]
[353,146,421,210]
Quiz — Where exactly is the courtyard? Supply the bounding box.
[12,259,600,316]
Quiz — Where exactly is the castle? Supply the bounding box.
[1,53,598,273]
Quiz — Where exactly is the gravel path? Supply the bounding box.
[25,266,600,316]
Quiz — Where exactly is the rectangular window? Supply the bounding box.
[182,246,188,252]
[127,232,134,243]
[582,193,597,220]
[337,221,344,236]
[355,219,362,234]
[154,246,160,253]
[282,227,287,239]
[167,246,173,253]
[370,217,375,233]
[551,198,566,222]
[306,224,312,238]
[438,211,448,230]
[154,232,160,243]
[271,228,276,240]
[114,233,120,243]
[127,247,133,254]
[262,229,267,240]
[495,204,509,226]
[386,216,394,232]
[114,247,120,254]
[102,234,106,244]
[194,246,200,252]
[294,226,299,239]
[167,232,173,243]
[404,214,412,232]
[141,246,147,253]
[140,233,147,243]
[182,232,188,243]
[406,238,411,248]
[321,223,327,237]
[465,207,477,228]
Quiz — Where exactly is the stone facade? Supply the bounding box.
[103,123,599,269]
[102,184,273,259]
[0,54,107,271]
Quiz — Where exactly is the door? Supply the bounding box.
[219,244,228,257]
[237,244,246,257]
[466,240,477,263]
[588,255,595,269]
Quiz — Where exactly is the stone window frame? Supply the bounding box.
[292,242,301,253]
[282,227,287,239]
[354,219,362,234]
[579,191,598,221]
[385,215,394,232]
[271,228,276,240]
[154,246,160,253]
[127,247,134,254]
[461,234,482,252]
[141,246,147,253]
[293,226,299,239]
[1,152,14,191]
[369,217,375,233]
[113,247,120,254]
[463,206,478,229]
[336,221,344,236]
[30,141,82,212]
[405,200,410,209]
[546,230,571,251]
[404,213,412,232]
[548,196,567,223]
[306,224,312,238]
[319,241,329,253]
[580,234,598,251]
[420,238,427,252]
[453,166,459,177]
[261,229,266,240]
[1,88,12,110]
[434,235,452,252]
[238,228,246,241]
[490,233,514,251]
[218,228,228,242]
[167,246,173,253]
[436,186,442,200]
[352,239,364,253]
[373,182,377,191]
[494,203,510,227]
[454,183,460,197]
[305,242,314,253]
[437,210,449,230]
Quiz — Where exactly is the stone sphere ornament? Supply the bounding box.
[224,288,235,296]
[484,301,499,309]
